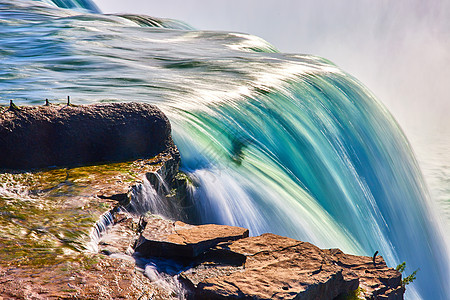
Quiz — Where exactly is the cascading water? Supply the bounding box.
[0,0,448,298]
[85,181,188,299]
[34,0,100,13]
[170,74,449,299]
[86,209,114,252]
[129,175,168,216]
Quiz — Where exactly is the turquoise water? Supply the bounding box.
[0,1,448,298]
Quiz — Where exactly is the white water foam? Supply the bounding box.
[86,209,114,252]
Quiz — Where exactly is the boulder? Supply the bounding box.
[134,220,249,259]
[0,102,177,170]
[323,248,405,299]
[180,233,404,300]
[93,213,404,300]
[181,233,358,300]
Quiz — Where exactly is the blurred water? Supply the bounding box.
[0,1,448,298]
[409,128,450,245]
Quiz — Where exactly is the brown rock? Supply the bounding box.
[0,102,177,170]
[62,210,402,300]
[324,248,405,299]
[134,221,249,259]
[98,214,140,256]
[182,233,358,300]
[0,256,159,299]
[180,233,404,300]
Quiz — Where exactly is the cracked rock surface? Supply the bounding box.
[130,219,404,300]
[134,221,249,259]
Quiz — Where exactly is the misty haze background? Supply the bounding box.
[94,0,450,250]
[95,0,450,132]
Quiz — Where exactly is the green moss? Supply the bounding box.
[334,287,364,300]
[0,157,162,268]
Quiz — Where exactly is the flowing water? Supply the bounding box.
[0,0,449,299]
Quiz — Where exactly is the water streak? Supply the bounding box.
[86,209,114,252]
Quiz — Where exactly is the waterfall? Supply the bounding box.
[86,209,114,253]
[129,176,167,216]
[169,75,449,299]
[36,0,100,13]
[1,1,448,298]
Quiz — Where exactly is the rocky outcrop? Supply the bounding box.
[0,102,177,170]
[0,102,404,299]
[118,217,403,300]
[182,233,356,300]
[134,221,248,259]
[323,248,405,299]
[0,143,189,299]
[180,233,404,300]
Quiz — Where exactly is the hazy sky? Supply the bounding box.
[94,0,450,132]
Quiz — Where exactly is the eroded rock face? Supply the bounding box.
[126,219,404,300]
[0,102,177,170]
[323,248,405,299]
[182,233,358,300]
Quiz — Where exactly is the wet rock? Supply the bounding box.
[98,214,140,256]
[134,220,249,259]
[0,150,188,299]
[0,256,171,300]
[0,102,177,170]
[127,154,193,222]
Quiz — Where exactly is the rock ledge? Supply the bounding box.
[124,217,404,300]
[0,102,176,170]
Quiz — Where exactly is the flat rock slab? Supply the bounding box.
[182,233,357,300]
[91,215,403,300]
[134,220,249,259]
[180,233,404,300]
[0,102,175,170]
